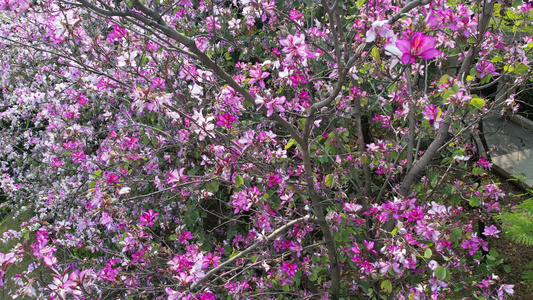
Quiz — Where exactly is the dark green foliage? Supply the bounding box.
[496,198,533,246]
[497,197,533,289]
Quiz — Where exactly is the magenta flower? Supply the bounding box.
[107,25,127,42]
[178,231,194,244]
[101,266,119,282]
[139,209,159,226]
[267,173,283,187]
[216,113,238,128]
[396,32,440,64]
[279,33,315,62]
[280,262,298,277]
[477,157,492,170]
[51,157,64,167]
[476,61,499,79]
[71,151,86,164]
[422,104,443,129]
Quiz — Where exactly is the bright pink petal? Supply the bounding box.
[401,53,412,64]
[395,38,411,54]
[412,33,436,53]
[419,48,440,60]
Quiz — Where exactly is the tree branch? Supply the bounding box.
[388,0,433,25]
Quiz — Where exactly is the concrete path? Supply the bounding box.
[482,113,533,189]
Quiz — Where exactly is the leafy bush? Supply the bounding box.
[0,0,529,299]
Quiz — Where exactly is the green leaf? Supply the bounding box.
[469,98,486,110]
[469,196,481,207]
[504,65,514,72]
[360,155,371,164]
[492,56,502,62]
[356,0,365,8]
[489,249,499,258]
[381,279,392,293]
[472,167,485,175]
[514,63,528,74]
[92,169,102,177]
[371,47,380,60]
[206,181,220,192]
[452,84,460,93]
[324,174,334,187]
[224,52,232,60]
[424,248,433,259]
[298,118,306,130]
[285,138,297,149]
[434,266,447,280]
[439,74,451,83]
[309,272,318,281]
[235,175,244,187]
[504,265,511,273]
[251,256,258,262]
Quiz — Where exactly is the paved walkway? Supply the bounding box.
[483,113,533,189]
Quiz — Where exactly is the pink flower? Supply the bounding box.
[216,113,238,128]
[499,284,514,295]
[101,266,119,282]
[280,262,298,277]
[396,32,440,64]
[279,34,314,62]
[476,61,499,79]
[51,157,64,167]
[365,20,394,43]
[167,168,188,185]
[71,151,86,163]
[422,104,443,129]
[202,253,221,268]
[483,225,500,238]
[267,173,283,187]
[107,25,127,42]
[263,96,286,117]
[139,209,159,226]
[248,64,270,88]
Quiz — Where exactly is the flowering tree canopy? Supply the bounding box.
[0,0,530,299]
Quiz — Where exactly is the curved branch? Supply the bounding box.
[388,0,433,25]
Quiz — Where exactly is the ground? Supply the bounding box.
[489,176,533,299]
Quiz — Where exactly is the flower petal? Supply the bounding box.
[401,53,412,64]
[419,48,440,60]
[395,38,411,54]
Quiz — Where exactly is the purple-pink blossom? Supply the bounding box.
[279,33,315,62]
[216,113,238,128]
[476,61,499,79]
[396,32,440,64]
[422,104,443,129]
[139,209,159,226]
[280,262,298,277]
[483,225,501,237]
[267,173,283,187]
